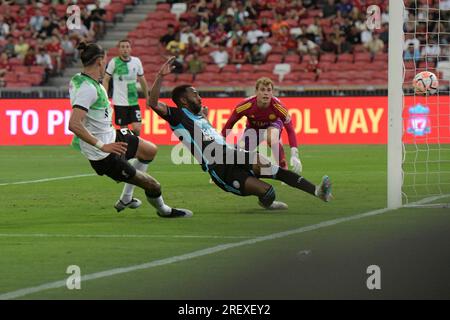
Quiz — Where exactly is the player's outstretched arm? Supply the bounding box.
[147,56,176,117]
[69,108,128,156]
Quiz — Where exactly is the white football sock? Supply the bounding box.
[146,195,172,215]
[120,159,150,203]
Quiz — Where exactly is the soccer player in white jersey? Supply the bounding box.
[68,42,192,218]
[103,39,148,137]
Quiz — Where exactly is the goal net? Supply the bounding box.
[392,0,450,207]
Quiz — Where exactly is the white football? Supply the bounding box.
[413,71,439,95]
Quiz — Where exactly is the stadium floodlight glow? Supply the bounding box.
[388,0,450,209]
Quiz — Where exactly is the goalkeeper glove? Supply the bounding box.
[290,147,302,173]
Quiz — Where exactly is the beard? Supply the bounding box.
[187,101,202,114]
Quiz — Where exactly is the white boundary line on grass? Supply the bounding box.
[0,233,252,240]
[0,174,96,186]
[1,194,447,300]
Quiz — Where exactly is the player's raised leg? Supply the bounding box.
[251,153,332,202]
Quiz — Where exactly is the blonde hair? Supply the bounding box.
[255,77,274,90]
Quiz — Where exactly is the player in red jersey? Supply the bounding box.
[221,77,302,174]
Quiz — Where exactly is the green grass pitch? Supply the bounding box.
[0,145,449,299]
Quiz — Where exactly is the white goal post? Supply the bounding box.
[388,0,450,209]
[388,0,404,209]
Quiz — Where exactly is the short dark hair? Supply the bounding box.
[77,42,105,66]
[172,85,192,107]
[118,39,131,46]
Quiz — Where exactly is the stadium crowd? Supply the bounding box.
[157,0,390,82]
[1,0,450,88]
[0,0,109,87]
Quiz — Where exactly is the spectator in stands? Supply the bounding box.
[257,36,272,61]
[210,44,229,71]
[196,22,212,48]
[297,34,320,57]
[244,0,258,19]
[14,35,29,59]
[171,54,184,75]
[29,8,44,33]
[187,52,204,81]
[211,23,228,46]
[226,23,244,47]
[90,0,106,39]
[336,0,353,17]
[230,44,248,68]
[23,46,36,66]
[3,35,16,58]
[246,21,264,45]
[404,34,420,51]
[379,22,389,45]
[3,8,15,28]
[346,24,362,47]
[226,1,239,19]
[364,33,384,59]
[422,37,441,63]
[36,46,52,81]
[278,25,298,60]
[274,0,289,16]
[185,35,201,59]
[195,0,211,21]
[46,35,63,75]
[404,43,421,64]
[259,16,272,36]
[0,52,10,78]
[306,17,323,44]
[160,24,176,48]
[166,33,185,57]
[61,33,76,64]
[322,0,337,18]
[180,26,197,45]
[184,6,201,30]
[235,1,250,25]
[56,18,68,37]
[330,24,351,54]
[0,15,10,40]
[305,53,321,79]
[38,18,58,38]
[223,14,235,33]
[248,43,264,65]
[360,26,373,46]
[15,7,29,30]
[271,14,289,39]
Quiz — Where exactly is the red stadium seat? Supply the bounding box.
[267,54,283,63]
[336,53,354,63]
[284,55,300,64]
[354,52,372,63]
[320,53,336,63]
[156,3,171,12]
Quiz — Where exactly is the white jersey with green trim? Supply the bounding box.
[106,56,144,106]
[69,72,116,161]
